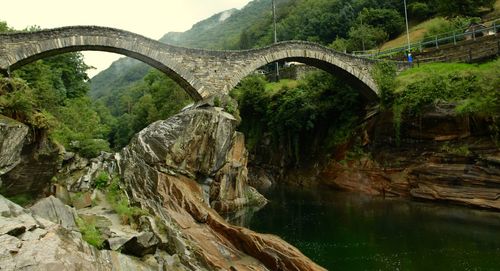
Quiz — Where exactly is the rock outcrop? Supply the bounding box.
[13,104,324,270]
[29,195,79,231]
[0,194,161,271]
[0,116,28,176]
[320,104,500,210]
[1,130,62,198]
[118,107,324,270]
[121,107,266,213]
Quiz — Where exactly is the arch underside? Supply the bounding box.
[7,45,202,101]
[286,57,378,102]
[236,54,379,103]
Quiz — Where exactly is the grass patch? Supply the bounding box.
[264,79,299,94]
[380,17,444,50]
[93,171,110,189]
[440,143,471,156]
[106,177,147,226]
[76,216,104,249]
[5,193,34,206]
[395,59,500,93]
[389,58,499,145]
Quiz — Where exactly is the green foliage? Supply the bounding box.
[433,0,495,16]
[408,2,433,20]
[357,8,404,39]
[348,24,388,51]
[76,216,104,249]
[0,20,107,158]
[0,20,13,33]
[440,142,471,156]
[372,61,397,109]
[329,37,349,52]
[423,17,480,41]
[394,59,500,144]
[106,177,147,225]
[50,97,110,156]
[278,0,351,44]
[93,69,191,149]
[93,171,110,189]
[233,70,362,165]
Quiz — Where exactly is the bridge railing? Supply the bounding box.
[352,19,500,59]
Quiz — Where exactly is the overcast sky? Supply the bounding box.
[0,0,252,77]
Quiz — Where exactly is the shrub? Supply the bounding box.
[76,216,104,248]
[372,61,397,110]
[93,171,110,189]
[409,2,433,20]
[423,17,480,42]
[78,139,110,158]
[106,177,147,225]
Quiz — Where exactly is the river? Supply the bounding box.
[232,185,500,270]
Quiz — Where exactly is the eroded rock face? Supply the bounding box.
[1,131,62,197]
[320,104,500,211]
[121,107,325,270]
[122,107,266,213]
[0,115,28,176]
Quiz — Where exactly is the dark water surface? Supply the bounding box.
[235,186,500,270]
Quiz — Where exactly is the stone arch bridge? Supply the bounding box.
[0,26,384,101]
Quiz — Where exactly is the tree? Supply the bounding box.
[329,37,349,52]
[348,24,388,51]
[357,8,404,39]
[238,29,253,49]
[408,2,433,20]
[0,21,12,32]
[432,0,495,16]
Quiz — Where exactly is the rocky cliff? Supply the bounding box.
[118,106,323,270]
[320,103,500,210]
[0,116,62,199]
[0,107,325,270]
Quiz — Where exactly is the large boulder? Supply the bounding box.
[29,196,79,231]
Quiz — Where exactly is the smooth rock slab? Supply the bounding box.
[30,196,78,231]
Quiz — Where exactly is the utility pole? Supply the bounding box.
[404,0,411,51]
[272,0,279,79]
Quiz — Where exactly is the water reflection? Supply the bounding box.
[234,185,500,270]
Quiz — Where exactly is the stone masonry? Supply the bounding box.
[0,26,382,101]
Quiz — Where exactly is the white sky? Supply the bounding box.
[0,0,252,77]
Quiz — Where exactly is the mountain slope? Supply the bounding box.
[160,0,272,49]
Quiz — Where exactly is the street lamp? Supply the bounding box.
[404,0,411,51]
[272,0,279,79]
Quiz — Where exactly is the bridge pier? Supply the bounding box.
[193,94,238,114]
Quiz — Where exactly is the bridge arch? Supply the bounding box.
[0,26,203,101]
[0,27,387,101]
[227,42,380,101]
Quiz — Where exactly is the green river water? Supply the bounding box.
[235,186,500,270]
